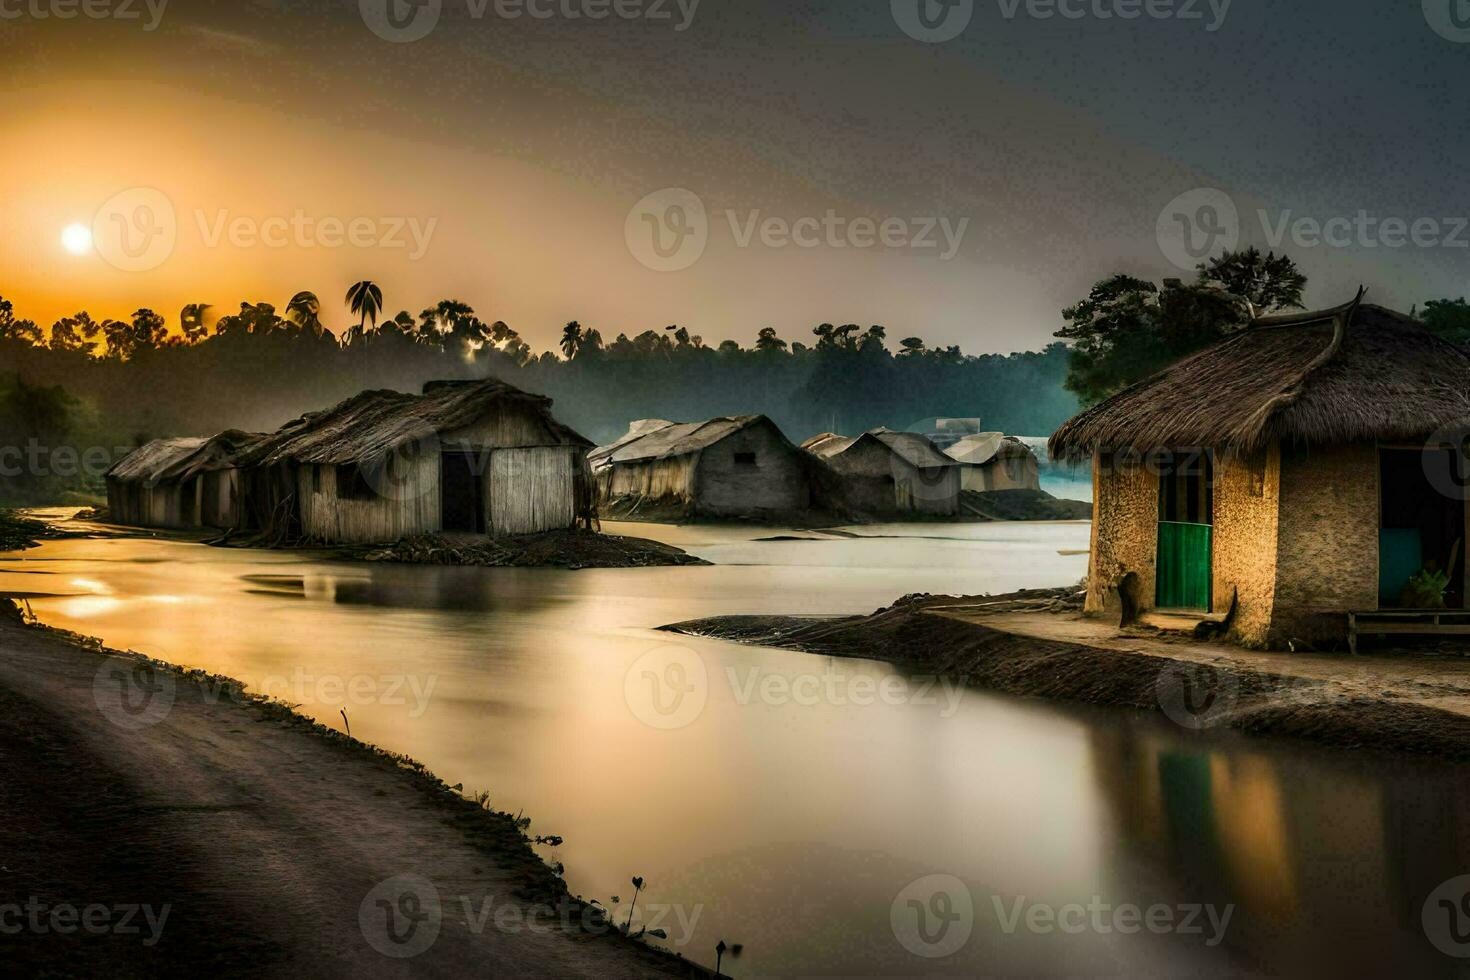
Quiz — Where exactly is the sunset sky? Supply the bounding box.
[4,0,1470,353]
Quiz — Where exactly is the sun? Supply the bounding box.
[61,223,93,256]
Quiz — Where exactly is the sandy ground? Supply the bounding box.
[0,615,702,979]
[663,591,1470,760]
[943,605,1470,720]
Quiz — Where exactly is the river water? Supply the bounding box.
[3,516,1469,977]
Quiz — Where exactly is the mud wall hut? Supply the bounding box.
[1049,296,1470,648]
[589,416,810,520]
[803,428,961,516]
[944,433,1041,492]
[238,379,594,544]
[105,438,207,528]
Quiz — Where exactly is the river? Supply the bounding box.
[2,516,1467,977]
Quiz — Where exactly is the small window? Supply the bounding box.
[312,466,322,494]
[335,463,377,501]
[734,452,757,467]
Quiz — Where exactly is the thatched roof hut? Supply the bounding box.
[105,438,208,529]
[239,378,594,544]
[803,428,960,516]
[1052,295,1470,649]
[591,415,811,520]
[944,433,1040,492]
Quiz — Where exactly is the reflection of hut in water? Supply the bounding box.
[944,433,1041,492]
[238,379,595,544]
[105,437,207,528]
[1050,296,1470,647]
[803,428,960,516]
[590,416,812,520]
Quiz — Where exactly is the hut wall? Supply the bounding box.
[693,424,809,517]
[958,455,1040,493]
[199,470,243,529]
[1269,442,1379,645]
[826,440,958,515]
[601,456,699,504]
[1211,445,1282,646]
[488,446,578,534]
[1084,452,1159,616]
[297,449,440,544]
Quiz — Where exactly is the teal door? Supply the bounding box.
[1157,521,1213,610]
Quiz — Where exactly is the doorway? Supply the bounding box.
[441,452,485,533]
[1156,450,1214,611]
[1379,448,1465,608]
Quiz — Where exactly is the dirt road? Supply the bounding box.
[0,615,702,978]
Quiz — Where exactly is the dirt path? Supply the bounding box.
[0,616,702,979]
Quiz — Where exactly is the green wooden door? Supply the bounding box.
[1157,521,1212,611]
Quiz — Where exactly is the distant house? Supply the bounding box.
[238,379,594,544]
[1049,296,1470,648]
[590,415,810,520]
[803,428,960,516]
[945,433,1041,492]
[105,437,207,528]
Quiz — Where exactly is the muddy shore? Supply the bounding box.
[661,591,1470,761]
[0,608,708,978]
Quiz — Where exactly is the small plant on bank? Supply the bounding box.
[715,938,744,977]
[1403,565,1451,609]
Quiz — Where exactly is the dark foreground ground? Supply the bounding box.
[0,608,705,979]
[662,591,1470,761]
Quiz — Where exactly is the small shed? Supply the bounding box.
[238,379,594,544]
[803,428,960,516]
[1049,296,1470,647]
[105,438,207,528]
[945,433,1041,492]
[590,415,810,520]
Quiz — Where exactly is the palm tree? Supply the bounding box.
[285,291,325,337]
[345,281,383,345]
[560,320,583,360]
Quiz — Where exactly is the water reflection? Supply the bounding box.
[3,522,1469,975]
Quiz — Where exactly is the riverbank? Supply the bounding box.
[661,591,1470,761]
[344,529,710,569]
[0,610,708,977]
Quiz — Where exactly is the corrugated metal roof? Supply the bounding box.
[590,416,767,467]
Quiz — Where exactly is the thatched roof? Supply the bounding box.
[157,430,266,482]
[589,416,781,468]
[803,428,956,469]
[107,438,207,485]
[945,433,1034,466]
[242,378,591,468]
[1049,299,1470,460]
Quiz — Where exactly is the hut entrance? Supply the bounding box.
[441,452,486,534]
[1156,450,1213,611]
[1378,448,1465,609]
